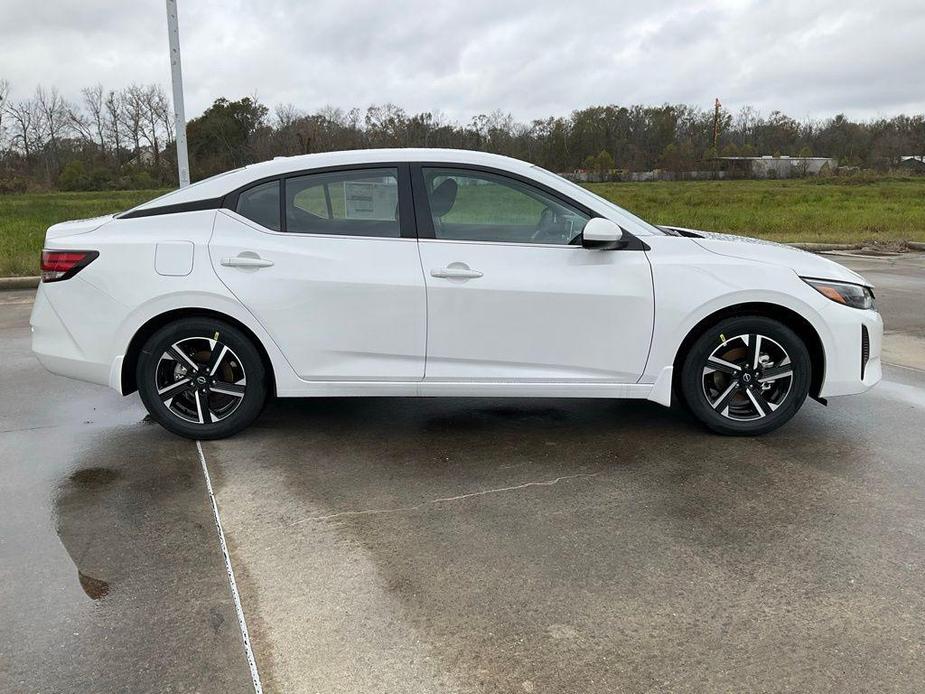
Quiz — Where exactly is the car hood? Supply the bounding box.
[663,226,871,287]
[45,214,114,241]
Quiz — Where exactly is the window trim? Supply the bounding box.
[119,196,225,219]
[222,162,417,239]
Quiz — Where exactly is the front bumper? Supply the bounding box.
[818,308,883,398]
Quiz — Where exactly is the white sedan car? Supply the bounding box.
[31,149,882,439]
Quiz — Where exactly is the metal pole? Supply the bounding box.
[166,0,190,187]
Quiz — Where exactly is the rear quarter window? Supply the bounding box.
[236,181,281,231]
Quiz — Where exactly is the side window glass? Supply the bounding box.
[236,180,280,231]
[422,168,589,245]
[286,168,401,237]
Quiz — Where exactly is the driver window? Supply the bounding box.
[422,168,590,245]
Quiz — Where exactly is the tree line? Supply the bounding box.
[1,79,924,192]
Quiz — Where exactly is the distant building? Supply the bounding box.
[713,155,837,179]
[563,169,725,183]
[898,155,925,173]
[123,146,158,168]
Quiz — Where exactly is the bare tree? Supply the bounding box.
[158,85,174,148]
[6,97,41,158]
[121,84,145,162]
[104,90,124,161]
[138,84,169,170]
[81,84,107,153]
[67,101,95,146]
[35,85,71,175]
[274,103,302,130]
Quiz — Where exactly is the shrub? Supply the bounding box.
[0,175,29,193]
[58,161,90,191]
[88,167,116,190]
[129,170,157,189]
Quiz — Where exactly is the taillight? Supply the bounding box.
[40,250,99,283]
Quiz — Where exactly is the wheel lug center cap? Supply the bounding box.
[196,376,207,385]
[742,373,752,383]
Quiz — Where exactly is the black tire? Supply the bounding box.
[680,316,811,436]
[137,318,267,440]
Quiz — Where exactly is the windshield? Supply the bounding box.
[531,166,667,236]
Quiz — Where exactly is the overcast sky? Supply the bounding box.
[1,0,923,123]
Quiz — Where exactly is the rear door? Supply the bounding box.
[210,164,427,381]
[414,165,654,383]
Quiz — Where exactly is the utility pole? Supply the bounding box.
[166,0,190,187]
[712,98,722,180]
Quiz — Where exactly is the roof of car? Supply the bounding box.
[131,149,538,211]
[123,148,660,237]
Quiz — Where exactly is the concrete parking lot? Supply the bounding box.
[2,253,924,693]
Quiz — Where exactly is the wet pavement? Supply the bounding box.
[0,293,253,692]
[1,254,924,693]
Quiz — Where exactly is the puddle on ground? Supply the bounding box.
[68,467,120,487]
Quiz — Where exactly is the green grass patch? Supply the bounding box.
[586,178,925,245]
[0,190,166,276]
[2,179,925,277]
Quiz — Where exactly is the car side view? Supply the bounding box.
[31,149,882,439]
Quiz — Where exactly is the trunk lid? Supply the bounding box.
[45,215,114,243]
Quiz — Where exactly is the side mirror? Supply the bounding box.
[581,218,623,250]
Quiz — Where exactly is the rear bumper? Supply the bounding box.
[818,308,883,398]
[30,280,123,390]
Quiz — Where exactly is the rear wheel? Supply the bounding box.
[137,318,267,440]
[680,316,811,436]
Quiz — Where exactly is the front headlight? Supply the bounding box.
[803,278,876,311]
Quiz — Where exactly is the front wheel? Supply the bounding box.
[137,318,267,440]
[680,316,811,436]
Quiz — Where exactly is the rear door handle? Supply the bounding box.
[221,255,274,268]
[430,266,483,279]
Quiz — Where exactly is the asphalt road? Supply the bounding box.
[1,254,924,693]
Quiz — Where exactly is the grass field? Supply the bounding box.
[0,190,166,276]
[587,178,925,245]
[2,179,925,276]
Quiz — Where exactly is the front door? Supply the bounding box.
[414,166,654,383]
[210,165,426,381]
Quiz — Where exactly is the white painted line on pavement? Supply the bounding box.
[196,440,264,694]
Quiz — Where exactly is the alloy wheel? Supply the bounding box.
[701,333,794,421]
[154,336,247,425]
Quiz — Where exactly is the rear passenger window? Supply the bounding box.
[285,168,400,237]
[236,181,280,231]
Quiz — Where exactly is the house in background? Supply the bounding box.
[898,155,925,173]
[713,155,837,178]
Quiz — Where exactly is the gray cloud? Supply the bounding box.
[1,0,923,122]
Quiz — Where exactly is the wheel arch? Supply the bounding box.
[671,302,825,400]
[120,307,277,397]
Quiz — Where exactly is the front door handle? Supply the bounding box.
[430,265,483,279]
[221,254,274,268]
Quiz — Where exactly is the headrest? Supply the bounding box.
[430,178,458,218]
